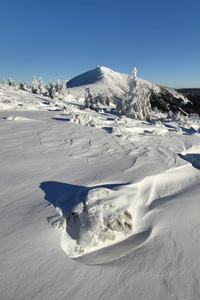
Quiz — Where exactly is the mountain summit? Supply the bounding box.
[67,66,129,98]
[67,66,106,87]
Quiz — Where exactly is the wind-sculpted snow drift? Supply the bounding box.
[52,162,200,264]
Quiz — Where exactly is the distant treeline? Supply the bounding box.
[1,76,67,99]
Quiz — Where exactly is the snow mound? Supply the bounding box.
[56,186,134,258]
[53,159,200,263]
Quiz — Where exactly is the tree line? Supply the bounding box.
[1,76,68,100]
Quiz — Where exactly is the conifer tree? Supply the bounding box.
[39,77,46,95]
[31,76,40,94]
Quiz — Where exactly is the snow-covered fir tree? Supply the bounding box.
[84,88,93,109]
[115,67,151,120]
[59,80,67,99]
[46,79,67,99]
[113,95,128,115]
[55,79,63,99]
[46,80,56,99]
[84,88,99,111]
[125,67,151,120]
[38,77,46,95]
[55,79,61,93]
[31,76,40,94]
[8,77,16,87]
[2,77,6,85]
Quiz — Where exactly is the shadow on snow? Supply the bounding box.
[178,153,200,170]
[40,181,126,209]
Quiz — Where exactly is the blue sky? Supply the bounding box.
[0,0,199,88]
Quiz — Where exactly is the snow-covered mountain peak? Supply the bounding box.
[67,66,193,115]
[67,66,129,98]
[67,65,129,88]
[96,65,128,79]
[96,65,111,73]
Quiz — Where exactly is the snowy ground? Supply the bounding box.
[1,85,200,299]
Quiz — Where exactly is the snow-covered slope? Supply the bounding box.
[67,66,192,114]
[176,88,200,115]
[1,84,200,299]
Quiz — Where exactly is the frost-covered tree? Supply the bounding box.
[55,79,61,93]
[55,79,62,99]
[84,88,93,109]
[31,76,40,94]
[8,77,16,87]
[126,67,151,120]
[94,94,110,106]
[131,67,138,83]
[57,79,67,99]
[18,81,24,90]
[94,94,102,106]
[113,95,127,115]
[2,77,6,85]
[46,79,67,99]
[8,77,12,86]
[84,88,99,110]
[38,77,46,95]
[59,80,67,99]
[20,82,29,91]
[46,80,56,99]
[115,67,151,120]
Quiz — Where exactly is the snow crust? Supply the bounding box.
[1,82,200,299]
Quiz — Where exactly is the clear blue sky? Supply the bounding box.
[0,0,199,88]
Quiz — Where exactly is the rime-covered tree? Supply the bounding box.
[8,77,16,87]
[19,81,28,91]
[84,88,99,110]
[55,79,62,99]
[59,80,67,99]
[113,95,127,115]
[45,79,67,99]
[116,67,151,120]
[55,79,61,93]
[39,77,46,95]
[46,80,56,99]
[84,88,93,109]
[2,77,6,85]
[31,76,40,94]
[8,77,12,86]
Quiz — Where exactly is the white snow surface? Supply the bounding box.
[1,83,200,300]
